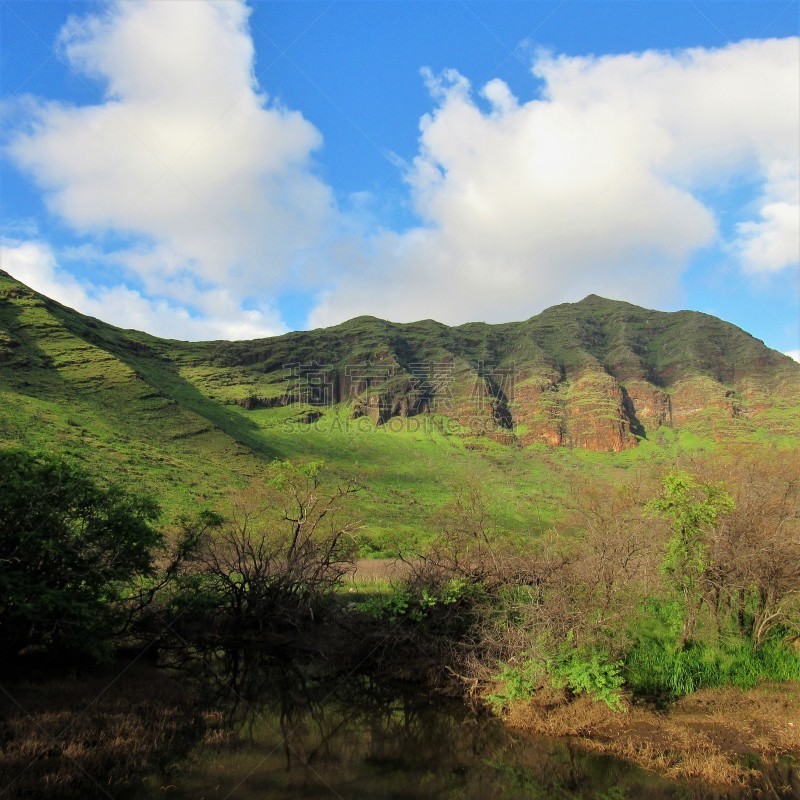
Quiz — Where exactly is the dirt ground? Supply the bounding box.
[352,558,414,582]
[504,682,800,795]
[0,663,204,799]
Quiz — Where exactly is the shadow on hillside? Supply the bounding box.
[12,295,282,461]
[96,338,282,460]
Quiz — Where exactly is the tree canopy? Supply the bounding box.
[0,448,162,659]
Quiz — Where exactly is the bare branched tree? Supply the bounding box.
[701,450,800,645]
[557,469,663,648]
[184,461,360,630]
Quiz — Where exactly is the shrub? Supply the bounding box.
[488,657,546,710]
[0,448,162,660]
[550,648,626,712]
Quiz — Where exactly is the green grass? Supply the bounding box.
[1,268,798,554]
[622,599,800,699]
[625,636,800,699]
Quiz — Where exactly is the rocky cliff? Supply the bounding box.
[1,270,798,453]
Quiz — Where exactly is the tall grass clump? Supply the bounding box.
[625,635,800,700]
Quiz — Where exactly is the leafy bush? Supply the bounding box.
[648,471,734,650]
[488,657,546,710]
[355,578,475,623]
[550,648,626,711]
[0,448,162,660]
[489,645,626,713]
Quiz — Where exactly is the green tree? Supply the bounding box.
[0,448,162,659]
[648,471,733,650]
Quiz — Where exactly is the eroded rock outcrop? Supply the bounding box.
[511,367,637,452]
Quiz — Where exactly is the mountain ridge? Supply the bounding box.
[3,266,785,352]
[1,268,798,464]
[2,267,798,547]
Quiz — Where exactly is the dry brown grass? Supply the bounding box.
[0,662,204,799]
[502,681,800,793]
[351,558,414,583]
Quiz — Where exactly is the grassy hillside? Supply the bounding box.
[0,272,554,551]
[1,268,798,553]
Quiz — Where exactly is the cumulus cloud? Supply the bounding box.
[0,239,284,340]
[4,2,798,338]
[735,159,800,273]
[6,0,332,333]
[787,350,800,363]
[310,38,799,327]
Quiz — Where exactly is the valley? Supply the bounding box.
[1,268,799,799]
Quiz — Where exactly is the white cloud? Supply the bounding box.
[310,38,800,327]
[0,239,284,340]
[786,350,800,363]
[7,0,332,314]
[735,159,800,273]
[4,3,798,337]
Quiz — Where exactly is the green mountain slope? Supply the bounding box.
[1,269,798,552]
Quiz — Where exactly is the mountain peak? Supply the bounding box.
[573,294,640,309]
[1,268,798,460]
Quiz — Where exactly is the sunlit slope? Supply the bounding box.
[0,275,269,509]
[0,272,557,550]
[1,269,798,551]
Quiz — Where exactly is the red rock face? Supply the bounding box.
[449,378,499,436]
[623,379,672,432]
[669,377,740,427]
[513,373,565,448]
[338,360,799,451]
[565,371,636,452]
[346,364,521,439]
[510,368,637,452]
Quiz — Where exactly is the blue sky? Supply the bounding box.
[1,1,798,357]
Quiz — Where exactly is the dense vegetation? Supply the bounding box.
[2,445,797,710]
[346,449,800,710]
[0,449,162,661]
